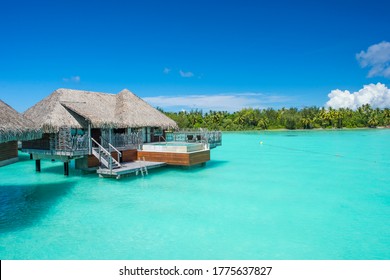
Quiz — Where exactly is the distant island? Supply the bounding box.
[161,104,390,131]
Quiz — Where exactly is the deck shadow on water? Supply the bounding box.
[202,160,229,169]
[165,160,229,173]
[28,161,84,176]
[0,181,75,233]
[113,160,230,181]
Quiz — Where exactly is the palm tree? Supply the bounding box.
[383,108,390,126]
[257,117,269,130]
[301,117,312,129]
[368,112,379,128]
[318,108,331,128]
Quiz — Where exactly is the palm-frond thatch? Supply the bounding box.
[115,89,177,128]
[0,100,42,143]
[23,88,178,133]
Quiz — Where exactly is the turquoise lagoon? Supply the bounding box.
[0,130,389,259]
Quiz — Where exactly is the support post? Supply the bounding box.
[35,159,41,172]
[109,129,112,172]
[88,122,92,155]
[64,162,69,176]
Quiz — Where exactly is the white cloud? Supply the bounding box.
[325,83,390,109]
[63,76,80,83]
[179,70,194,78]
[356,41,390,78]
[144,93,292,112]
[163,67,171,74]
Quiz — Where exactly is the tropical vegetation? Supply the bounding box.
[160,104,390,130]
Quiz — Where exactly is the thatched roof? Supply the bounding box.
[24,88,178,133]
[0,100,42,143]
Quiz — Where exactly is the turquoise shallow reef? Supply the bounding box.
[0,130,389,259]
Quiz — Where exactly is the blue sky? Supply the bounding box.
[0,0,389,112]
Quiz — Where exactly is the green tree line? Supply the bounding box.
[160,104,390,130]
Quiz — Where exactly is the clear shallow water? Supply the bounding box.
[0,130,389,260]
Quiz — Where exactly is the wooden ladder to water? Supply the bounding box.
[136,157,148,177]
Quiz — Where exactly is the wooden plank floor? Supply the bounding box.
[96,160,166,178]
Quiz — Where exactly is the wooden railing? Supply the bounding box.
[91,137,121,172]
[55,134,89,151]
[100,136,122,164]
[165,130,222,148]
[100,132,143,149]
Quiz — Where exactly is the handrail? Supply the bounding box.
[91,137,108,154]
[109,143,122,156]
[168,130,222,148]
[100,133,142,149]
[109,143,121,163]
[100,136,122,155]
[52,128,90,152]
[100,136,122,163]
[91,137,121,171]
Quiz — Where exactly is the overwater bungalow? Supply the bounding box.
[21,88,221,177]
[0,100,42,167]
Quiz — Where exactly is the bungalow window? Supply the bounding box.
[71,128,85,136]
[154,128,163,136]
[113,128,126,134]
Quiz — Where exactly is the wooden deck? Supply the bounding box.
[96,160,166,179]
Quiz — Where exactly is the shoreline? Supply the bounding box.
[219,126,390,133]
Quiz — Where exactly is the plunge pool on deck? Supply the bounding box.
[142,142,205,153]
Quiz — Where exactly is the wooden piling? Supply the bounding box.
[64,162,69,176]
[35,159,41,172]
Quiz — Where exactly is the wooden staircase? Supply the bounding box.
[91,138,121,170]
